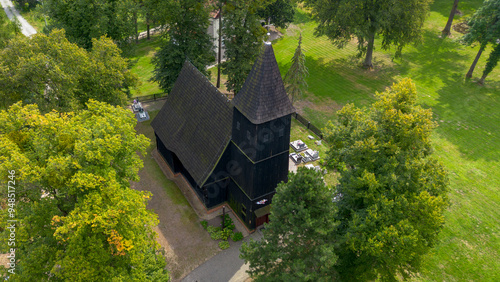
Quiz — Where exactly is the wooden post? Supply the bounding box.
[222,205,226,229]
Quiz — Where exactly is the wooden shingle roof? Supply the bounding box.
[232,43,295,124]
[151,61,232,186]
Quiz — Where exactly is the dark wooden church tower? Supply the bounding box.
[228,42,295,228]
[152,42,294,231]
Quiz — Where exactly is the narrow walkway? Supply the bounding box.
[0,0,37,36]
[181,229,263,282]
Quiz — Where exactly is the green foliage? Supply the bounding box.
[462,0,500,47]
[221,213,235,230]
[222,0,267,94]
[210,230,223,240]
[480,43,500,83]
[324,78,449,281]
[206,225,221,234]
[45,0,137,49]
[200,220,208,230]
[284,34,308,104]
[258,0,295,29]
[0,11,21,49]
[151,0,214,93]
[219,240,230,250]
[462,0,500,83]
[231,232,243,242]
[221,228,233,241]
[0,101,169,281]
[304,0,432,67]
[240,168,338,281]
[0,29,138,112]
[13,0,38,10]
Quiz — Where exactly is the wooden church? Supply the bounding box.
[151,42,294,230]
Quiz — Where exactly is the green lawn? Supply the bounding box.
[125,37,164,98]
[273,1,499,281]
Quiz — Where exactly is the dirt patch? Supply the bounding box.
[294,97,343,115]
[0,254,9,268]
[453,22,469,34]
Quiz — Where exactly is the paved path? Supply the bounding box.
[181,230,263,282]
[0,0,37,36]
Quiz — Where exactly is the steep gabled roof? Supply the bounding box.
[151,61,232,186]
[232,43,295,124]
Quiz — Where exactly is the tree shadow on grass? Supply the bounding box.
[433,75,500,162]
[430,0,484,18]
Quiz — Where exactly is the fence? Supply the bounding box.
[131,93,168,103]
[293,112,324,140]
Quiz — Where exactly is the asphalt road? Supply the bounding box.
[181,230,263,282]
[1,0,37,36]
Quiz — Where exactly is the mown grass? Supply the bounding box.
[273,1,499,280]
[135,110,191,208]
[125,37,164,98]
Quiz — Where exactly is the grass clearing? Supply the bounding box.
[125,37,164,98]
[273,1,499,280]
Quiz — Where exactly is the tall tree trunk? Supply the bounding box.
[134,11,138,44]
[217,4,222,89]
[363,32,375,69]
[466,44,485,79]
[146,14,150,40]
[442,0,460,37]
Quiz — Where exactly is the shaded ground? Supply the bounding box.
[131,103,220,281]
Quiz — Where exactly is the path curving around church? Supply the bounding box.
[0,0,37,36]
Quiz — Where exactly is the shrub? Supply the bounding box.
[210,230,223,240]
[221,214,235,230]
[221,228,233,241]
[207,225,220,234]
[200,220,208,230]
[219,240,230,250]
[231,232,243,242]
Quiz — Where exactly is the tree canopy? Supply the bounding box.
[304,0,433,68]
[0,11,21,49]
[240,168,338,281]
[151,0,214,93]
[258,0,295,29]
[462,0,500,81]
[45,0,137,49]
[283,34,308,104]
[324,78,449,280]
[222,0,267,94]
[0,29,137,112]
[0,100,169,281]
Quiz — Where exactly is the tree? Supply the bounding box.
[324,78,449,280]
[151,0,214,93]
[240,168,338,281]
[479,43,500,84]
[462,0,500,79]
[442,0,460,37]
[258,0,295,29]
[0,101,169,281]
[45,0,136,49]
[0,29,137,112]
[304,0,433,68]
[0,10,21,49]
[222,0,267,93]
[283,34,308,104]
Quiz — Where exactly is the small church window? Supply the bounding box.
[236,121,240,130]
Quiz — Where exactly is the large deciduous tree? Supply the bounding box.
[304,0,433,68]
[0,101,169,281]
[151,0,214,93]
[283,34,308,104]
[45,0,136,49]
[0,29,137,112]
[258,0,295,29]
[324,78,449,280]
[222,0,267,94]
[462,0,500,80]
[0,11,21,48]
[240,168,338,281]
